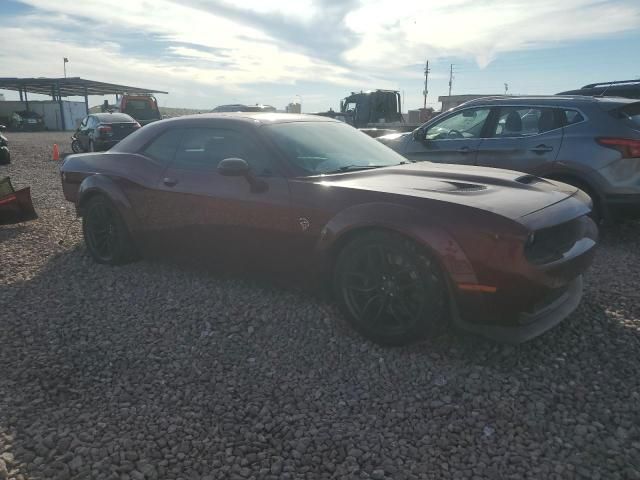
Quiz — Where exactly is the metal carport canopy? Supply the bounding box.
[0,77,168,97]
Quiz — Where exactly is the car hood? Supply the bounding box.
[308,162,582,221]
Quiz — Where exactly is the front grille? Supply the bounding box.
[525,216,586,265]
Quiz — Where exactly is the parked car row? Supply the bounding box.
[60,112,599,347]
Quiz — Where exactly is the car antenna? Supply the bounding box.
[597,81,615,97]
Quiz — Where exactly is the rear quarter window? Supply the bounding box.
[562,109,585,125]
[614,103,640,129]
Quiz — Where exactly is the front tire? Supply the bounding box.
[333,231,448,346]
[82,195,137,265]
[71,139,82,153]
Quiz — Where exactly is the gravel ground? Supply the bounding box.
[1,131,639,480]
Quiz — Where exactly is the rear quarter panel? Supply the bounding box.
[61,152,166,232]
[554,104,640,195]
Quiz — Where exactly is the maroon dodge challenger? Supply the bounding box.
[60,113,598,346]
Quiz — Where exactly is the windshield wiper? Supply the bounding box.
[323,163,409,175]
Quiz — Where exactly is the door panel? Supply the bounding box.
[143,126,294,271]
[403,107,490,165]
[404,137,483,164]
[475,107,563,175]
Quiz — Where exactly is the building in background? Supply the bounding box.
[286,102,301,114]
[0,100,86,130]
[0,77,167,130]
[407,107,436,124]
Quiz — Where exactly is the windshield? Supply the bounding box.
[264,121,408,175]
[123,99,160,120]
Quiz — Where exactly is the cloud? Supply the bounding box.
[344,0,640,69]
[1,0,640,109]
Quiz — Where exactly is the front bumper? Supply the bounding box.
[453,275,583,344]
[450,212,597,344]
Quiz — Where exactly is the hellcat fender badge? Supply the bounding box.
[298,217,310,231]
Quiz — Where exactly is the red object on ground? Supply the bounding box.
[52,144,60,161]
[0,177,37,225]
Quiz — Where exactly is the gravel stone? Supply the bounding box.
[1,131,639,479]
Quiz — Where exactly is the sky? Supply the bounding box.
[1,0,639,112]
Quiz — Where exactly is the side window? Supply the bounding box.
[425,108,490,140]
[493,107,559,137]
[142,128,184,166]
[88,117,99,128]
[172,128,271,174]
[563,109,585,125]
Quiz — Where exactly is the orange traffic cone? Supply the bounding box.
[52,144,60,161]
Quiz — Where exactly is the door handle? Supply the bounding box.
[531,144,553,153]
[457,146,476,154]
[163,177,178,187]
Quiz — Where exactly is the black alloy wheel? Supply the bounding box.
[82,196,137,265]
[334,231,448,346]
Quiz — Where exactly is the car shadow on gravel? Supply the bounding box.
[1,245,639,479]
[0,224,28,242]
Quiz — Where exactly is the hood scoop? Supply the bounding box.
[516,174,547,185]
[414,180,487,193]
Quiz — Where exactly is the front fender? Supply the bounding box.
[316,202,478,285]
[77,174,139,231]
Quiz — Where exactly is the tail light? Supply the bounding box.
[597,137,640,158]
[97,124,112,136]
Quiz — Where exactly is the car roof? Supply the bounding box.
[93,112,136,122]
[458,95,638,108]
[159,112,338,125]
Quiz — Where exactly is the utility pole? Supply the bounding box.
[504,83,509,95]
[423,60,430,108]
[63,57,69,78]
[448,64,454,96]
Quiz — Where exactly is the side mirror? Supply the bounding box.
[217,157,250,176]
[0,125,6,132]
[412,128,426,141]
[217,157,268,193]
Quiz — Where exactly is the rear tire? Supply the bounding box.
[82,195,138,265]
[333,230,448,346]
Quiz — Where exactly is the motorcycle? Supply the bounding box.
[0,124,10,164]
[71,129,83,153]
